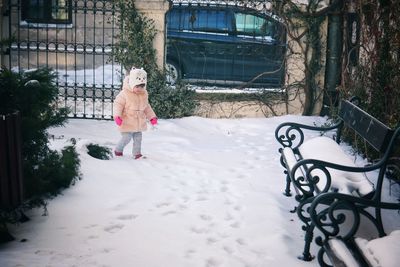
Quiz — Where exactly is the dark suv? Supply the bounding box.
[166,4,286,87]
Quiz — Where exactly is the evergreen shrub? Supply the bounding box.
[0,68,81,216]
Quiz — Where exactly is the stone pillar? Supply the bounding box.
[136,0,171,70]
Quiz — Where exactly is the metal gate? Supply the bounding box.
[2,0,122,119]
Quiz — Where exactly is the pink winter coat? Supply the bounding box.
[113,77,156,132]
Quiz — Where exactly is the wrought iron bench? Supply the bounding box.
[274,97,400,261]
[309,189,400,267]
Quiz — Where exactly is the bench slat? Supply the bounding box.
[326,239,362,267]
[339,100,394,153]
[282,147,298,171]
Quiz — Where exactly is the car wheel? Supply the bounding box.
[166,61,181,85]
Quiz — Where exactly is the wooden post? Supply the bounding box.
[0,111,24,211]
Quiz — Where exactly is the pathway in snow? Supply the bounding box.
[0,116,346,267]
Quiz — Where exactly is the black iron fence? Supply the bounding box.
[3,0,123,119]
[2,0,282,119]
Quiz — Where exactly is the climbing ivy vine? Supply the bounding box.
[340,0,400,159]
[273,0,339,115]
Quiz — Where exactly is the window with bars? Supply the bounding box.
[21,0,72,24]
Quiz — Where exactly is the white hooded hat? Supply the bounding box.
[128,68,147,89]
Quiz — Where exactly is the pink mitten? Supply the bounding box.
[150,117,158,125]
[114,116,123,126]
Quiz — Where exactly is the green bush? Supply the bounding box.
[150,86,197,119]
[148,79,197,119]
[87,143,112,160]
[0,68,81,212]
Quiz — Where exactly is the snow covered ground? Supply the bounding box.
[0,115,399,267]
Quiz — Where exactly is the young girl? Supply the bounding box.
[113,67,157,159]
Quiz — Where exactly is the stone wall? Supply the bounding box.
[194,90,306,118]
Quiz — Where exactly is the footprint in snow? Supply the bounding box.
[243,160,256,169]
[178,204,188,210]
[34,250,55,256]
[162,210,177,216]
[230,221,241,228]
[84,224,98,229]
[236,238,247,246]
[104,223,124,233]
[181,195,190,202]
[220,185,229,192]
[185,249,196,258]
[190,226,209,234]
[199,214,213,221]
[196,195,208,201]
[205,257,221,267]
[234,205,242,211]
[236,173,248,179]
[117,214,137,221]
[223,246,234,254]
[224,213,234,221]
[206,237,218,244]
[156,202,171,208]
[224,198,235,206]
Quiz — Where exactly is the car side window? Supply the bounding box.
[192,10,229,33]
[167,9,179,30]
[235,12,274,39]
[168,8,230,34]
[167,8,190,31]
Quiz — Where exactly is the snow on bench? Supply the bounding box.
[282,136,374,197]
[329,231,400,267]
[310,188,400,267]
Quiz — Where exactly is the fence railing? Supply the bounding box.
[3,0,123,120]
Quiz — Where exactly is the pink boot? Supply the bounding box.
[134,154,143,160]
[114,150,123,156]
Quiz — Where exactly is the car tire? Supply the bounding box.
[166,60,181,85]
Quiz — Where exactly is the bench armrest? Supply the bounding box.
[289,158,382,198]
[309,192,400,243]
[275,121,341,150]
